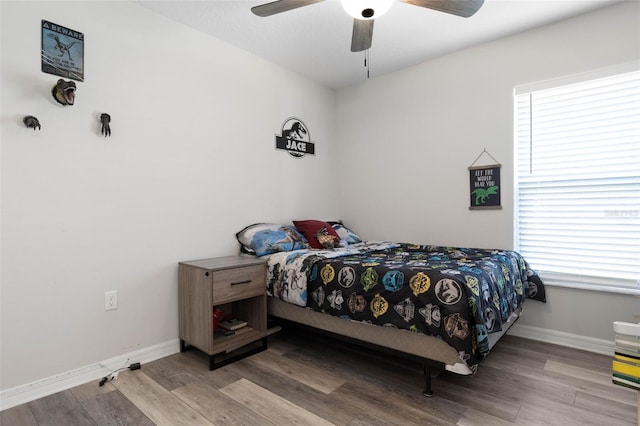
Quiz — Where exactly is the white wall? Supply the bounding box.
[335,2,640,340]
[2,0,639,401]
[1,1,337,392]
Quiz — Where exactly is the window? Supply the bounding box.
[514,65,640,294]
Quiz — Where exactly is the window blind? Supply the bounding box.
[514,69,640,293]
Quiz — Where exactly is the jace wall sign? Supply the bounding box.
[275,117,315,158]
[41,20,84,82]
[468,149,501,210]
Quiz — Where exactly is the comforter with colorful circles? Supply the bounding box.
[266,242,545,371]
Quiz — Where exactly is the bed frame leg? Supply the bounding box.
[423,365,434,398]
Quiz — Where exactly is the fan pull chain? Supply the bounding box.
[364,50,370,79]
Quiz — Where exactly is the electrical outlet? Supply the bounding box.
[105,290,118,311]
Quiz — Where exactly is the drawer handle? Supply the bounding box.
[231,280,252,286]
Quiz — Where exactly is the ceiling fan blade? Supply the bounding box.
[400,0,484,18]
[251,0,325,17]
[351,19,374,52]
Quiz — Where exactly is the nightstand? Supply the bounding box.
[178,256,267,370]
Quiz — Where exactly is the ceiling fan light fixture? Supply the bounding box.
[340,0,394,20]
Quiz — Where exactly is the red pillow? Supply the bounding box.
[293,220,341,249]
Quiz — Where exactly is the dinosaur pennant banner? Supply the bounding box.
[275,117,315,158]
[41,20,84,82]
[469,165,501,209]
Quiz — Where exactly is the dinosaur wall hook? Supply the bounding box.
[23,116,41,130]
[51,78,76,106]
[100,113,111,137]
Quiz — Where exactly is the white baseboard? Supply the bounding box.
[507,323,614,356]
[0,339,180,411]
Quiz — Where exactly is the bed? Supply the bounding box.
[236,221,546,395]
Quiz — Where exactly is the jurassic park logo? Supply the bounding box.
[275,117,315,158]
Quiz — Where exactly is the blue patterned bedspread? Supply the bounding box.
[266,242,545,371]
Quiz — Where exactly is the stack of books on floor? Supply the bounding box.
[215,318,248,336]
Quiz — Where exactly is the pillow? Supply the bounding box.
[317,234,339,250]
[236,223,309,256]
[292,220,341,249]
[331,223,363,244]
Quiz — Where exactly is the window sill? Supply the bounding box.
[539,273,640,296]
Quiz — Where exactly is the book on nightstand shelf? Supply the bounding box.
[214,327,236,337]
[218,318,248,331]
[215,325,251,337]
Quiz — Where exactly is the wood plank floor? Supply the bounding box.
[2,329,637,425]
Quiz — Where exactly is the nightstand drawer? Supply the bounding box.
[212,264,265,303]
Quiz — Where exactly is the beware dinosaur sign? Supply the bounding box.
[41,20,84,82]
[469,165,501,209]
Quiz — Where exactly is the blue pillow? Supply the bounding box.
[236,223,309,256]
[331,223,362,244]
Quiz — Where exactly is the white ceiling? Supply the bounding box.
[136,0,622,89]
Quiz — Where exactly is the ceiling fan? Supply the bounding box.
[251,0,485,52]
